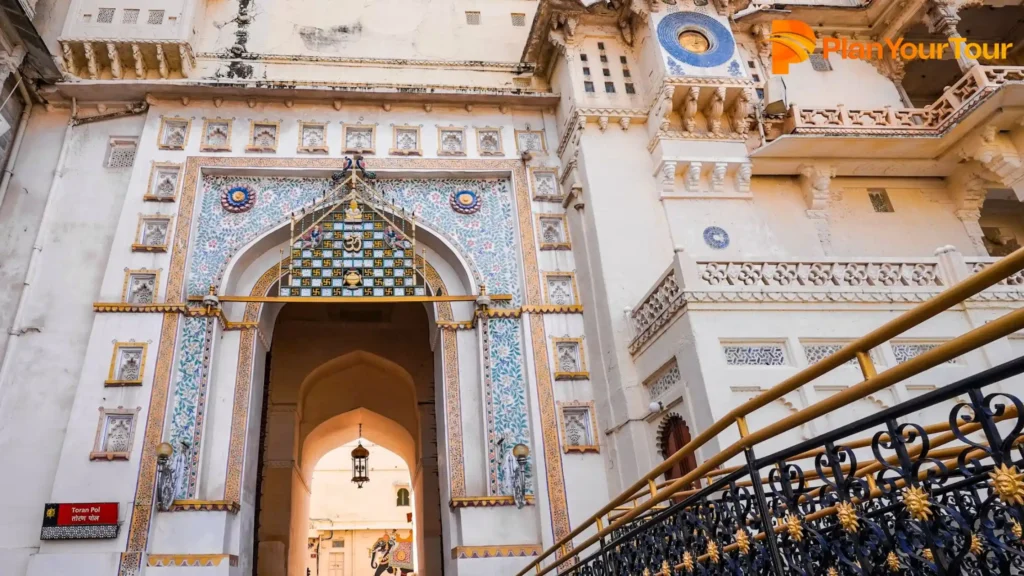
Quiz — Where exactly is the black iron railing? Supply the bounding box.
[566,356,1024,576]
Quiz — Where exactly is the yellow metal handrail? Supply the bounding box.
[518,248,1024,576]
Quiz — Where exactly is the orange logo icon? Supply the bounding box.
[769,20,816,74]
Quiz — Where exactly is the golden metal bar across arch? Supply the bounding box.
[186,294,513,304]
[517,247,1024,576]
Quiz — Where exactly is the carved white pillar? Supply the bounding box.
[681,86,699,134]
[659,161,677,197]
[799,164,836,255]
[156,44,169,79]
[703,87,725,136]
[179,44,193,78]
[83,42,98,80]
[735,163,752,193]
[131,43,147,79]
[61,42,78,77]
[683,162,702,193]
[926,1,977,72]
[106,43,122,79]
[710,162,727,192]
[948,168,989,256]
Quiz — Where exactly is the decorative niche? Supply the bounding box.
[105,341,148,386]
[144,163,181,202]
[558,401,599,453]
[553,337,588,380]
[247,120,280,152]
[200,118,232,152]
[298,121,329,153]
[90,406,140,460]
[343,124,376,154]
[530,168,562,202]
[132,215,172,252]
[158,117,191,150]
[437,126,466,156]
[122,269,160,304]
[537,213,570,250]
[390,125,422,156]
[475,127,504,156]
[544,272,579,306]
[515,129,546,155]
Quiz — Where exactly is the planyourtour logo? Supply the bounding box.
[767,19,1013,74]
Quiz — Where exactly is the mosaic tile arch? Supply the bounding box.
[169,172,530,499]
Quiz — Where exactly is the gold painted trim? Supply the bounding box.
[132,214,173,253]
[536,213,571,250]
[450,495,536,508]
[199,118,233,152]
[451,544,541,559]
[188,294,511,304]
[523,304,582,314]
[168,499,240,513]
[246,119,281,153]
[297,121,329,154]
[157,116,191,150]
[529,167,562,202]
[94,303,187,313]
[474,127,505,156]
[147,554,239,567]
[554,371,590,381]
[342,123,377,154]
[542,271,580,306]
[515,129,547,154]
[437,125,467,156]
[106,341,149,386]
[121,268,162,303]
[557,401,600,454]
[144,162,182,202]
[90,406,141,461]
[390,124,423,156]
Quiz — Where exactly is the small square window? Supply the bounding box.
[600,55,608,63]
[580,54,588,62]
[623,69,631,78]
[809,53,833,72]
[147,9,164,24]
[105,138,137,168]
[582,67,590,76]
[625,83,636,94]
[597,42,605,50]
[97,8,114,23]
[603,68,610,77]
[465,11,480,25]
[511,13,526,26]
[122,8,139,23]
[868,189,894,213]
[620,56,627,64]
[604,82,615,93]
[584,81,595,93]
[82,14,92,22]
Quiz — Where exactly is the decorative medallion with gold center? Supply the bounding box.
[682,551,694,572]
[886,551,901,572]
[735,528,750,554]
[780,514,804,542]
[969,533,984,555]
[989,464,1024,505]
[901,486,933,521]
[836,501,860,533]
[706,540,720,564]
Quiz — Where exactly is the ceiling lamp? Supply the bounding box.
[351,424,370,489]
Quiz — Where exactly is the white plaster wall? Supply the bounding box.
[780,54,905,109]
[0,110,145,576]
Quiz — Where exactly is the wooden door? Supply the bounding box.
[661,417,698,490]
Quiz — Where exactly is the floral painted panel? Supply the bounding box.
[485,317,531,494]
[167,316,213,499]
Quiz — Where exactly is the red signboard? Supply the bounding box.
[44,502,118,526]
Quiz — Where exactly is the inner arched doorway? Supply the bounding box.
[252,301,441,576]
[659,414,698,489]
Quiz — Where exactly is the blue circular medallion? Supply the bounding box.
[221,185,256,213]
[703,226,730,249]
[450,189,480,214]
[657,12,736,68]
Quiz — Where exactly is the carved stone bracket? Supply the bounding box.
[798,164,836,212]
[958,124,1024,197]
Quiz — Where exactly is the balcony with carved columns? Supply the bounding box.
[755,66,1024,177]
[627,247,1024,355]
[647,78,760,182]
[59,39,195,80]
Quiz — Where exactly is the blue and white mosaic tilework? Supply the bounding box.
[485,317,531,494]
[171,175,528,498]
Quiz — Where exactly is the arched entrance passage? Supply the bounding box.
[253,302,442,576]
[658,414,698,489]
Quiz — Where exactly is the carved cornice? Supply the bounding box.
[168,500,240,513]
[195,52,533,73]
[523,304,583,314]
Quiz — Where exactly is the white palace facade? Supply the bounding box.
[0,0,1021,575]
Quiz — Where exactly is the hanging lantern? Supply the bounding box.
[351,424,370,488]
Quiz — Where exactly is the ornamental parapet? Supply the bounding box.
[772,66,1024,139]
[627,249,1024,354]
